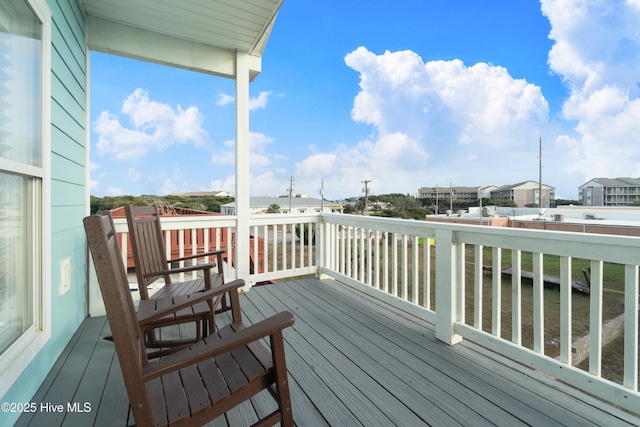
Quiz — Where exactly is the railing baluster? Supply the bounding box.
[624,264,639,390]
[512,249,521,345]
[367,230,373,286]
[474,244,483,330]
[457,242,465,325]
[533,252,544,354]
[271,224,277,272]
[392,233,398,297]
[282,224,287,271]
[560,256,572,365]
[423,237,431,310]
[252,225,258,275]
[291,223,296,270]
[383,231,389,294]
[306,221,312,268]
[412,235,419,303]
[164,231,172,287]
[374,230,381,290]
[191,228,197,280]
[339,225,345,274]
[359,228,365,282]
[262,225,268,275]
[492,247,501,337]
[402,234,408,300]
[349,227,354,278]
[589,260,604,377]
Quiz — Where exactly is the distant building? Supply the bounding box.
[418,186,492,202]
[579,177,640,206]
[221,195,343,215]
[490,181,555,208]
[170,191,234,198]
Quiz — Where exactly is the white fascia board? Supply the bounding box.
[86,15,262,80]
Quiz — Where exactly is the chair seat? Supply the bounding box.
[146,322,275,426]
[137,294,211,324]
[149,273,223,300]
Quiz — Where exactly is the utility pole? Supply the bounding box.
[362,179,372,215]
[288,176,295,213]
[450,182,454,213]
[479,188,483,225]
[319,177,324,212]
[538,137,543,211]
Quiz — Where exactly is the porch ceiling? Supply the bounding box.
[81,0,284,79]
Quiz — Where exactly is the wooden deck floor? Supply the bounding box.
[16,277,640,426]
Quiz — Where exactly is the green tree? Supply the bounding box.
[89,194,235,214]
[266,204,281,213]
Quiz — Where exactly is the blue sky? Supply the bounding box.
[89,0,640,201]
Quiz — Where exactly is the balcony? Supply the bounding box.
[19,213,640,425]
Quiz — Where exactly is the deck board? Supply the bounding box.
[17,277,640,426]
[300,279,570,425]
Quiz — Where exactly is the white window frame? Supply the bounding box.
[0,0,51,399]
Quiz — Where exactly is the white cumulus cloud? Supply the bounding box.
[291,47,550,198]
[94,88,209,160]
[542,0,640,180]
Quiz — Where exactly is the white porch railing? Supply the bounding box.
[108,212,639,413]
[319,212,639,415]
[111,213,319,288]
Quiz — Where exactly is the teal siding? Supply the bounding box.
[51,120,85,163]
[1,0,88,424]
[51,152,85,188]
[51,179,85,208]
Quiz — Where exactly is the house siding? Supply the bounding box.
[1,0,87,423]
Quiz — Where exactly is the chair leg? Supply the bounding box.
[270,331,293,427]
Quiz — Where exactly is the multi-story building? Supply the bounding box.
[579,177,640,206]
[418,186,496,202]
[419,182,555,207]
[490,181,555,208]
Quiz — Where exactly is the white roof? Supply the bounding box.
[223,197,338,209]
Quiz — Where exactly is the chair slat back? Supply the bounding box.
[125,205,172,299]
[84,213,155,424]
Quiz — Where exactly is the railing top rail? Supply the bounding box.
[320,213,438,236]
[320,212,640,265]
[249,212,319,226]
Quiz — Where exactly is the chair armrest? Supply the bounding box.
[168,249,226,264]
[142,311,295,380]
[137,279,245,325]
[142,262,216,279]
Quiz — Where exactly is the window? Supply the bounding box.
[0,0,42,355]
[0,0,48,381]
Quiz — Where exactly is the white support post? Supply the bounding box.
[235,51,251,291]
[435,228,463,345]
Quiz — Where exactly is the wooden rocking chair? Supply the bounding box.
[97,211,213,357]
[125,205,230,332]
[84,213,295,427]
